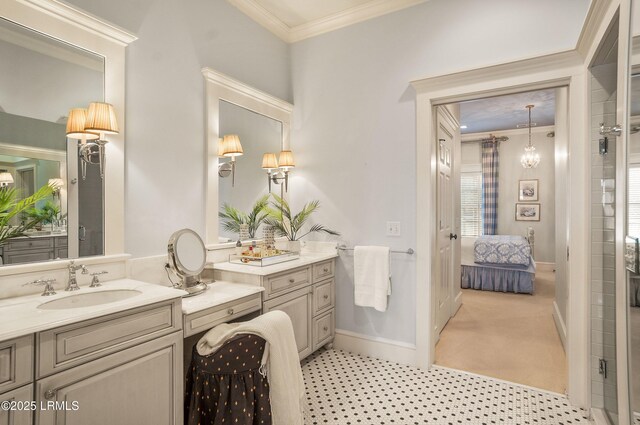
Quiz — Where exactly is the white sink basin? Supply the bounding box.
[38,290,142,310]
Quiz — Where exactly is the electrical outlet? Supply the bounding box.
[386,221,401,236]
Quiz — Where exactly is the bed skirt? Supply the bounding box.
[461,265,534,294]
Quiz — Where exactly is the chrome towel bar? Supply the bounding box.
[337,244,414,255]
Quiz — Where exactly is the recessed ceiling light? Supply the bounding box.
[460,125,468,129]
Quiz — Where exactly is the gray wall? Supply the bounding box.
[290,0,588,344]
[65,0,292,257]
[460,131,556,263]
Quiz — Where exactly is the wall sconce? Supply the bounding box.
[262,150,295,192]
[218,134,243,186]
[67,103,118,180]
[48,178,64,197]
[0,170,14,188]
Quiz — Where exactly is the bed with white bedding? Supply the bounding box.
[460,232,536,294]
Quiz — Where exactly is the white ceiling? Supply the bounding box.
[226,0,426,42]
[458,89,556,135]
[252,0,372,27]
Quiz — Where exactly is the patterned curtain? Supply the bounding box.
[482,142,499,235]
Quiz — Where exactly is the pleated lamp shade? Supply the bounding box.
[48,178,64,189]
[0,171,14,186]
[278,150,295,168]
[222,134,243,157]
[262,153,278,169]
[66,108,99,140]
[85,102,119,134]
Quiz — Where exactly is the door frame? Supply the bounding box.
[412,51,590,407]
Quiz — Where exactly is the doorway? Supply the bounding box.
[432,88,569,394]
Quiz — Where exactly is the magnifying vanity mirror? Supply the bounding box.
[0,16,106,265]
[167,228,208,296]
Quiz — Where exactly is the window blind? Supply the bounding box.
[461,171,482,237]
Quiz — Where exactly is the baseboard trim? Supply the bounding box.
[536,262,556,272]
[552,301,567,352]
[453,291,462,315]
[334,329,416,366]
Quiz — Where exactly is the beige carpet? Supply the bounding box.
[435,270,567,394]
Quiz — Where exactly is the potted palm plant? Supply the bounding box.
[265,194,339,252]
[219,195,270,239]
[0,184,55,246]
[25,200,60,231]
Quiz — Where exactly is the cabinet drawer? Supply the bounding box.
[37,300,181,378]
[0,384,33,425]
[312,260,334,283]
[4,250,53,265]
[264,267,311,299]
[312,279,335,315]
[183,293,262,337]
[54,237,68,248]
[6,238,53,251]
[0,335,33,394]
[313,310,335,351]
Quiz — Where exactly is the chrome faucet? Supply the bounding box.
[67,260,88,291]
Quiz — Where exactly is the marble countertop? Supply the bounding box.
[212,251,338,276]
[181,281,264,315]
[0,279,186,341]
[10,232,68,240]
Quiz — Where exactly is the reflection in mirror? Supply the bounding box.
[218,100,283,242]
[167,229,208,297]
[0,17,105,265]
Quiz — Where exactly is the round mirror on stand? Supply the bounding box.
[167,228,208,297]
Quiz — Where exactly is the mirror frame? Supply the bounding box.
[202,67,293,247]
[0,0,136,271]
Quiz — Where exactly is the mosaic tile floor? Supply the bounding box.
[302,349,591,425]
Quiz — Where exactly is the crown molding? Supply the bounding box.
[201,67,293,113]
[288,0,427,43]
[226,0,426,43]
[460,125,556,141]
[17,0,137,46]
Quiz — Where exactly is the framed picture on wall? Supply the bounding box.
[518,179,539,201]
[515,203,540,221]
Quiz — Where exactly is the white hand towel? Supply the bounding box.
[354,245,391,312]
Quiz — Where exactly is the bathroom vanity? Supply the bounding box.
[0,280,185,425]
[213,253,337,359]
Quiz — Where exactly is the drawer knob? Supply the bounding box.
[323,267,329,272]
[323,326,329,332]
[227,308,234,315]
[44,389,57,400]
[288,278,295,283]
[323,294,329,300]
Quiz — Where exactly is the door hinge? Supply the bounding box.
[567,246,570,261]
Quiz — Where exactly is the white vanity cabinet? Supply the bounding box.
[34,299,183,425]
[0,335,34,425]
[214,256,337,360]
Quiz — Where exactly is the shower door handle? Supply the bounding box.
[599,122,622,136]
[79,225,86,241]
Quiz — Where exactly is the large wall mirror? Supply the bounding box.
[0,0,135,270]
[218,100,283,241]
[0,17,104,265]
[203,68,293,246]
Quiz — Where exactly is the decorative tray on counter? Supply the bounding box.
[229,250,300,267]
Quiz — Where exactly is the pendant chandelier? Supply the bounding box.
[520,104,540,169]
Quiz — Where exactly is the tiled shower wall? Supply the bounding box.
[590,63,618,414]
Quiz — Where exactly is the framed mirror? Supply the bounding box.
[203,68,293,247]
[218,100,283,241]
[0,0,135,270]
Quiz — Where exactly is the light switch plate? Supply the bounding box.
[386,221,401,236]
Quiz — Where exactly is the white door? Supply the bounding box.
[435,109,456,334]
